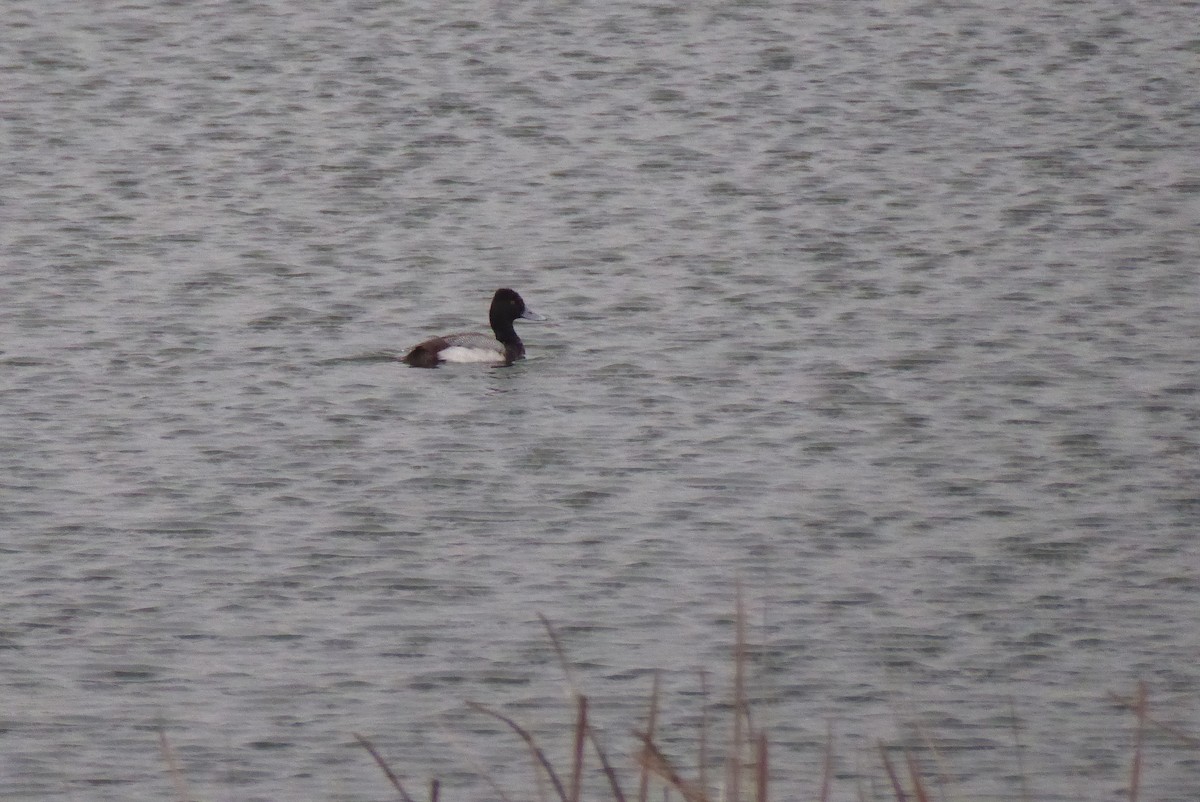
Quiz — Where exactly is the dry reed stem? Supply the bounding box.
[537,612,576,802]
[434,721,517,802]
[586,721,629,802]
[637,731,711,802]
[353,732,417,802]
[539,613,582,698]
[467,701,570,802]
[156,728,192,802]
[540,612,629,802]
[482,771,516,802]
[569,696,587,802]
[853,749,869,802]
[531,743,550,802]
[818,722,834,802]
[1108,689,1200,748]
[730,583,747,802]
[699,670,710,794]
[903,749,931,802]
[913,721,953,802]
[541,611,632,802]
[754,730,769,802]
[638,670,662,802]
[877,743,908,802]
[1129,681,1147,802]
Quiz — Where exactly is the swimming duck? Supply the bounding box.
[403,288,544,368]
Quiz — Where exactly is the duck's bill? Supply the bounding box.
[520,308,547,322]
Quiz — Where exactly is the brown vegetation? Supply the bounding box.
[160,590,1195,802]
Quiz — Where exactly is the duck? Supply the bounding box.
[403,288,544,368]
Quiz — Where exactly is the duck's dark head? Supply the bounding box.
[490,288,544,331]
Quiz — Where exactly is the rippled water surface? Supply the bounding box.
[4,1,1199,800]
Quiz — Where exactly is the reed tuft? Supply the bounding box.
[156,597,1196,802]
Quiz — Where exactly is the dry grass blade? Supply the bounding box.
[699,670,710,794]
[467,701,570,802]
[480,771,516,802]
[904,749,931,802]
[914,722,953,802]
[157,728,192,802]
[531,746,550,802]
[354,732,418,802]
[1108,689,1200,748]
[637,730,711,802]
[754,730,769,802]
[1129,681,1147,802]
[877,743,908,802]
[818,722,834,802]
[853,749,869,802]
[569,696,587,802]
[540,610,627,802]
[586,722,628,802]
[539,613,582,697]
[638,670,661,802]
[730,582,747,802]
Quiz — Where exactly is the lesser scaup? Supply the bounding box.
[403,288,544,368]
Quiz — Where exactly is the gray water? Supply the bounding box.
[3,1,1199,800]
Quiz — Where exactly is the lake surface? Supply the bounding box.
[3,1,1199,800]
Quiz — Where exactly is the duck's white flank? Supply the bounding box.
[437,345,505,363]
